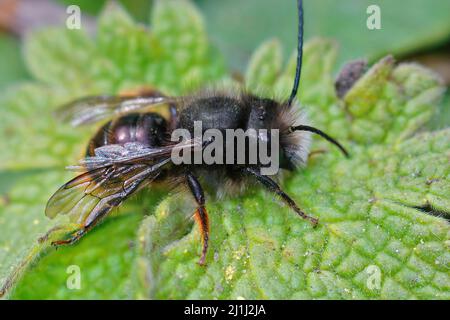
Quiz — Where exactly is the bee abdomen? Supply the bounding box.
[87,113,168,156]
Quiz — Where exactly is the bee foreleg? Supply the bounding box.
[186,172,210,266]
[244,167,318,226]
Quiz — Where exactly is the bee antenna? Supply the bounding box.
[290,125,350,158]
[287,0,304,107]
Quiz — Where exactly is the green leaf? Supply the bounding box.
[127,196,195,299]
[0,83,92,170]
[430,92,450,130]
[0,170,77,297]
[9,213,142,299]
[24,28,100,93]
[1,0,448,300]
[344,57,445,144]
[150,0,225,93]
[245,39,283,96]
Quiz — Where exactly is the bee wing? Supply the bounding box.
[46,138,200,225]
[45,161,166,225]
[55,95,179,127]
[67,138,200,171]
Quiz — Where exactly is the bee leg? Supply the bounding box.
[50,210,107,246]
[186,172,210,266]
[51,228,87,246]
[39,225,68,243]
[51,209,108,246]
[245,167,319,226]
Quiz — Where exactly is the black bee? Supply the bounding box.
[46,0,348,265]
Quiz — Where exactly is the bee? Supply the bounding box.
[46,0,349,265]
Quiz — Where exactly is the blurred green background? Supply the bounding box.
[1,0,449,126]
